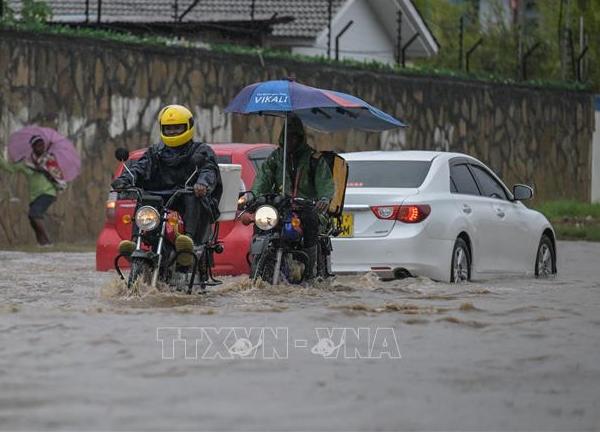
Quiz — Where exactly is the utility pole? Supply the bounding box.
[466,38,483,73]
[396,9,402,66]
[327,0,333,59]
[401,33,419,67]
[576,17,588,82]
[458,15,464,70]
[335,20,354,61]
[521,42,541,80]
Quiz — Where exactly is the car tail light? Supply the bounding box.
[371,206,397,220]
[397,205,430,223]
[370,204,431,223]
[105,192,117,225]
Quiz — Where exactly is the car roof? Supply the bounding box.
[127,143,275,159]
[209,143,275,154]
[340,150,471,162]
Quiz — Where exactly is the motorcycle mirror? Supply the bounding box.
[115,148,130,162]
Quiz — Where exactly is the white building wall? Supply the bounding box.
[592,98,600,203]
[292,0,395,64]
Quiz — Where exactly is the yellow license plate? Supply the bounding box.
[338,213,354,238]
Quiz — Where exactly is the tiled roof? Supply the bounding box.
[7,0,346,38]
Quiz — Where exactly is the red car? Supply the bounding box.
[96,143,275,275]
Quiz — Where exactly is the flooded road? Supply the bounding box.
[1,241,599,431]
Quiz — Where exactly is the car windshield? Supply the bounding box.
[347,160,432,188]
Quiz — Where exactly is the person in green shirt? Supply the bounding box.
[251,114,335,278]
[0,136,61,246]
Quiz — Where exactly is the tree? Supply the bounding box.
[412,0,598,89]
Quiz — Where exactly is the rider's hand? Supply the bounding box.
[194,183,208,197]
[240,212,255,226]
[111,178,130,190]
[315,198,330,213]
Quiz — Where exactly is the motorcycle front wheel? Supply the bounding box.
[316,240,332,279]
[128,258,152,289]
[252,247,284,285]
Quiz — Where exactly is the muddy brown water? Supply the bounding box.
[0,241,599,431]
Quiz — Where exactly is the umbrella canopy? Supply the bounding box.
[7,126,81,182]
[224,79,406,132]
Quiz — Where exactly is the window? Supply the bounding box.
[450,163,480,195]
[216,155,232,164]
[249,148,274,172]
[470,165,508,200]
[346,161,432,188]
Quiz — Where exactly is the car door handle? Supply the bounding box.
[495,208,505,218]
[462,204,472,214]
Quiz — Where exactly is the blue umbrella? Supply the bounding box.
[224,79,406,132]
[225,79,406,194]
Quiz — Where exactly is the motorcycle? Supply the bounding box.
[239,192,340,285]
[112,148,223,294]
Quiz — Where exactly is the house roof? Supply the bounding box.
[7,0,346,38]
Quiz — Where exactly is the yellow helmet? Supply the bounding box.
[158,104,195,147]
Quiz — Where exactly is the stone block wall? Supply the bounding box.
[0,30,594,245]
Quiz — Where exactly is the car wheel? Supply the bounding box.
[535,234,556,278]
[450,238,471,283]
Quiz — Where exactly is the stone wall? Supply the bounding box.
[0,30,594,245]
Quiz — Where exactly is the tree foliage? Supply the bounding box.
[413,0,599,90]
[1,0,52,24]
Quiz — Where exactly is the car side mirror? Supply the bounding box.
[115,148,130,162]
[513,184,533,201]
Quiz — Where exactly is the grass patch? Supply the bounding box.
[552,225,600,242]
[534,201,600,219]
[533,200,600,242]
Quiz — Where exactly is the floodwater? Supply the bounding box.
[0,241,599,431]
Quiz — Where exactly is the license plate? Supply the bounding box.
[338,213,354,238]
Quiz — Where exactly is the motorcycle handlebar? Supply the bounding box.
[291,197,316,207]
[111,187,196,208]
[241,194,316,212]
[111,187,194,195]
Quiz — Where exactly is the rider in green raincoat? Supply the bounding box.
[252,115,334,201]
[252,114,334,278]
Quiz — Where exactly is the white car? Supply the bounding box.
[331,151,557,282]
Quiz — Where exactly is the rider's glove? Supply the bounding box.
[111,178,131,190]
[194,183,208,198]
[240,212,255,226]
[315,198,330,213]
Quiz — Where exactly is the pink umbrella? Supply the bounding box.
[7,126,81,182]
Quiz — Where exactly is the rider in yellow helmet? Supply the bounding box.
[158,104,196,148]
[111,104,222,258]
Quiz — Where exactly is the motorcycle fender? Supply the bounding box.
[131,250,158,263]
[250,237,270,255]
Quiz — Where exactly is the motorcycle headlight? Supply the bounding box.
[135,206,160,231]
[255,205,279,231]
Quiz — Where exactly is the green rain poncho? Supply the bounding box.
[0,155,57,203]
[252,116,334,200]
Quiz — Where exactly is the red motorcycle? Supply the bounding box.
[112,148,223,293]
